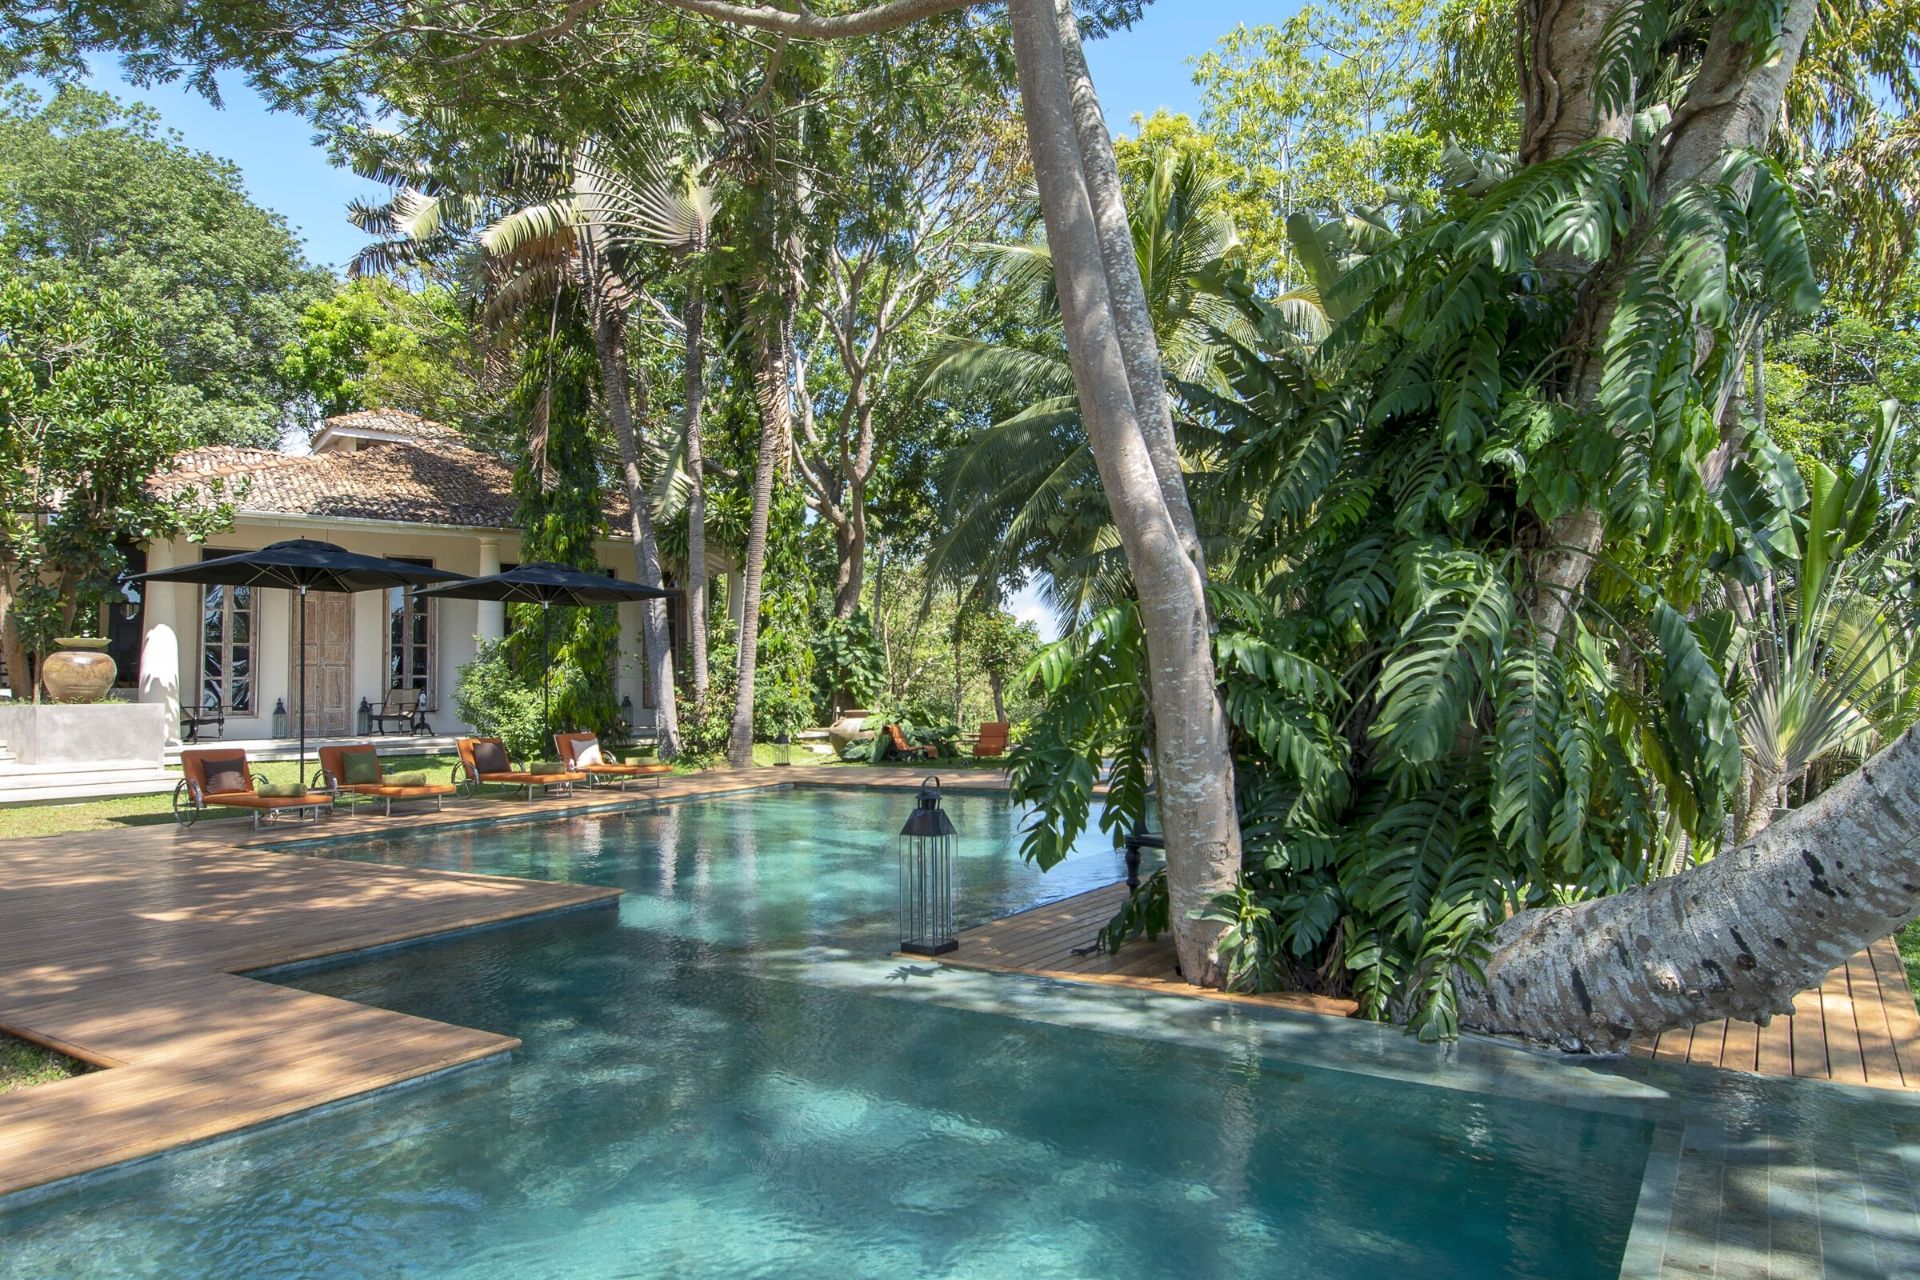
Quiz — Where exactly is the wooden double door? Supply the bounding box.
[290,591,353,735]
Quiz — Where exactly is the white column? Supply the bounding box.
[138,538,183,741]
[476,536,503,642]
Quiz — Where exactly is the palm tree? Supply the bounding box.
[920,148,1258,620]
[353,128,686,754]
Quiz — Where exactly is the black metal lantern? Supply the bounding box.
[272,698,289,738]
[620,694,634,734]
[357,696,372,736]
[774,731,792,767]
[899,776,958,955]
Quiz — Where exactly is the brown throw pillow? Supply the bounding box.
[472,741,510,774]
[203,762,249,795]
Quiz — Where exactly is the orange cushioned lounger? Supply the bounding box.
[177,748,331,829]
[316,743,458,816]
[455,737,585,801]
[555,732,672,790]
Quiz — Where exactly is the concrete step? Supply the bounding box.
[0,763,175,805]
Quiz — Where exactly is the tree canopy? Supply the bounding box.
[0,85,330,447]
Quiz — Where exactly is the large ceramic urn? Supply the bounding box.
[827,708,873,755]
[42,637,117,704]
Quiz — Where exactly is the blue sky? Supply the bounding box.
[74,2,1268,275]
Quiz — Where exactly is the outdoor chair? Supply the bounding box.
[972,721,1011,758]
[885,724,938,761]
[369,687,430,735]
[315,743,458,816]
[454,737,586,800]
[555,731,671,791]
[175,748,331,829]
[180,703,226,743]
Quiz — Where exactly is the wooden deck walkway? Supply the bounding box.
[946,883,1920,1091]
[0,766,991,1198]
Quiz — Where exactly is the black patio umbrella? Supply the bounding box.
[132,539,465,787]
[409,562,676,735]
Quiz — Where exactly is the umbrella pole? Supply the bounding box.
[297,584,309,793]
[541,601,552,743]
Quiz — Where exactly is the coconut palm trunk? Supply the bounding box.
[1458,721,1920,1049]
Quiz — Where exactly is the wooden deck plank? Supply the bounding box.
[1822,961,1870,1086]
[1788,985,1829,1081]
[1755,1003,1797,1078]
[1847,949,1903,1088]
[1869,936,1920,1088]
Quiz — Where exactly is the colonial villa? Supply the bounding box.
[123,409,697,744]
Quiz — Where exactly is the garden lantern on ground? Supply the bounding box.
[774,732,792,767]
[899,776,958,956]
[271,698,289,738]
[357,697,372,736]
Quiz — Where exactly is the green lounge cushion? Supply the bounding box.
[385,771,429,787]
[622,756,655,767]
[527,760,568,775]
[255,781,307,798]
[341,752,382,784]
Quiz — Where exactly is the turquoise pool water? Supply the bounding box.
[0,789,1652,1278]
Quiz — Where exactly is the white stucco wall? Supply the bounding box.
[140,514,665,743]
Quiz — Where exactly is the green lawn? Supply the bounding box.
[1898,919,1920,1013]
[0,753,462,841]
[0,1032,86,1095]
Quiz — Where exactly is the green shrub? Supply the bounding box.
[454,639,554,762]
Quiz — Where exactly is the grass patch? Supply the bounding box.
[0,753,461,841]
[1898,919,1920,1014]
[0,1031,88,1095]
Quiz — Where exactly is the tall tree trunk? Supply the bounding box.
[683,285,711,700]
[1523,0,1819,636]
[593,317,680,756]
[1051,0,1201,566]
[727,319,788,768]
[832,496,866,619]
[1460,722,1920,1049]
[1009,0,1242,984]
[576,165,680,757]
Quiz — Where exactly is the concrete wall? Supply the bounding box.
[139,516,667,744]
[0,703,168,766]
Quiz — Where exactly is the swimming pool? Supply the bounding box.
[0,788,1651,1278]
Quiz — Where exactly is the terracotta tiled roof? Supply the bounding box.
[149,438,632,531]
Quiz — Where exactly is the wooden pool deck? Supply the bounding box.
[945,883,1920,1092]
[0,765,962,1199]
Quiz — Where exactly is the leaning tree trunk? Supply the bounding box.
[683,283,711,700]
[727,319,788,768]
[1459,722,1920,1050]
[1009,0,1242,984]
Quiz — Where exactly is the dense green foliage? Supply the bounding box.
[0,279,229,671]
[0,85,328,447]
[278,277,485,429]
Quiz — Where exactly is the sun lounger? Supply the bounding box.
[176,748,332,829]
[555,731,671,790]
[454,737,585,800]
[971,721,1011,758]
[885,723,938,761]
[316,743,458,816]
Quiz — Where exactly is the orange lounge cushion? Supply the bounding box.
[585,763,671,776]
[342,783,458,798]
[203,792,330,809]
[478,771,585,784]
